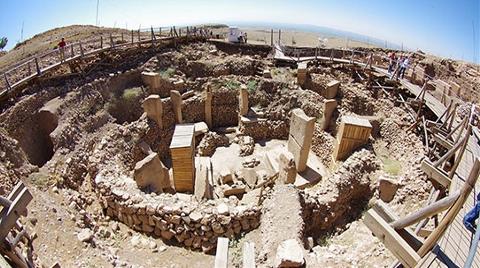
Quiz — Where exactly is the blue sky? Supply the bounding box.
[0,0,479,63]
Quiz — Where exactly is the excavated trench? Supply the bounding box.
[0,41,432,265]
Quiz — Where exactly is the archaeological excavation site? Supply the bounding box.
[1,25,480,268]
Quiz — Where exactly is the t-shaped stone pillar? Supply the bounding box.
[325,80,340,99]
[141,71,161,92]
[239,84,249,116]
[142,95,163,128]
[297,62,308,86]
[287,108,315,172]
[321,99,337,130]
[170,90,183,124]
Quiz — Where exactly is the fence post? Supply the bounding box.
[35,58,41,75]
[159,27,162,37]
[271,29,273,47]
[138,30,141,47]
[110,34,114,48]
[4,73,11,90]
[315,47,318,60]
[80,42,84,57]
[100,36,103,48]
[131,30,134,44]
[278,29,281,44]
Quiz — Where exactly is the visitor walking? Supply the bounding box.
[399,56,410,79]
[58,38,66,62]
[387,51,396,74]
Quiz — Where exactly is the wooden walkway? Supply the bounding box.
[0,26,209,102]
[274,47,480,267]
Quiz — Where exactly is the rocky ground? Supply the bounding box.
[0,25,468,267]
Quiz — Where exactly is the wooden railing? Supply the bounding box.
[0,26,211,99]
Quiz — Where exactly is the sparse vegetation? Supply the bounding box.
[225,80,241,90]
[247,80,258,92]
[379,154,402,176]
[159,67,176,79]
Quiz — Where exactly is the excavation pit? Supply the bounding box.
[0,38,442,266]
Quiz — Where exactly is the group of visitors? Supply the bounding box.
[387,51,412,80]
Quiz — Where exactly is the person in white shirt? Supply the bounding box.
[399,56,410,79]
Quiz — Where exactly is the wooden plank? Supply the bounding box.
[0,187,33,241]
[214,237,229,268]
[433,134,453,150]
[390,191,459,230]
[364,210,421,267]
[0,254,12,268]
[243,241,255,268]
[420,160,451,188]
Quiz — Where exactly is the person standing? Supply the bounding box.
[388,51,396,74]
[399,56,410,79]
[58,38,66,62]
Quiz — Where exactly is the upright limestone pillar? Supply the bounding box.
[142,95,163,128]
[239,84,249,116]
[321,99,337,130]
[297,62,308,86]
[205,88,213,128]
[170,90,183,124]
[287,108,315,172]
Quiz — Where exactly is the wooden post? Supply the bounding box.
[159,27,162,37]
[79,42,84,56]
[151,26,156,41]
[278,29,281,44]
[315,47,318,60]
[35,58,41,75]
[100,36,103,48]
[138,30,141,47]
[4,73,11,90]
[417,158,480,257]
[270,29,273,47]
[447,125,471,180]
[110,34,114,48]
[131,30,134,44]
[121,32,124,42]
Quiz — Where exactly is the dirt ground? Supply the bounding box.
[0,24,478,268]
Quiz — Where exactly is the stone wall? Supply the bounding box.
[212,88,238,127]
[94,169,261,253]
[182,95,205,123]
[301,149,379,237]
[239,119,288,141]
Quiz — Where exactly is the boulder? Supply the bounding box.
[274,239,305,267]
[378,176,399,202]
[133,153,170,192]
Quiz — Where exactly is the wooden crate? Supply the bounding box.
[170,124,195,192]
[333,116,372,161]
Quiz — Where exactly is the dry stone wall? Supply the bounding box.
[94,169,261,253]
[301,149,379,237]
